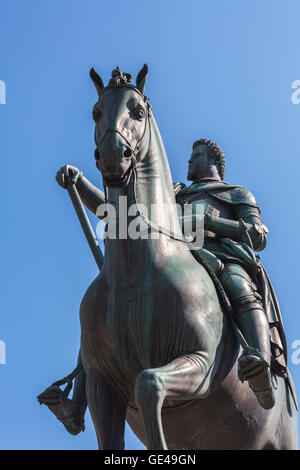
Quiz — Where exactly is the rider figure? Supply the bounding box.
[175,139,276,410]
[38,139,287,434]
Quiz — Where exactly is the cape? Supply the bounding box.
[174,181,297,406]
[175,180,260,210]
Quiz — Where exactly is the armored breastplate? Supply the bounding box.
[177,191,235,239]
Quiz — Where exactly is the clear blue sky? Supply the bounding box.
[0,0,299,449]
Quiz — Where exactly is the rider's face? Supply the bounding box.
[187,144,210,181]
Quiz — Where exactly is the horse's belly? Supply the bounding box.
[126,371,288,450]
[127,395,255,450]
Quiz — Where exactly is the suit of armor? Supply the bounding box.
[175,177,276,409]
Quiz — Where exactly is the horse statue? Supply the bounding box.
[54,65,299,450]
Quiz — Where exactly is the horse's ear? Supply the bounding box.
[90,68,104,95]
[136,64,148,95]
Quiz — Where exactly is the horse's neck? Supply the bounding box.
[134,115,182,238]
[104,114,184,282]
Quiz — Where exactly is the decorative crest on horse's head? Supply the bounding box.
[109,66,133,87]
[90,64,149,97]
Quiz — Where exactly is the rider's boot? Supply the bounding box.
[218,264,275,410]
[235,308,275,410]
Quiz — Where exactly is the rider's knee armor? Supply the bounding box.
[218,263,264,317]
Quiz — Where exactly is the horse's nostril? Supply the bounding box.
[123,148,132,159]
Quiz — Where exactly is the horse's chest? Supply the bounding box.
[105,285,158,358]
[103,280,191,372]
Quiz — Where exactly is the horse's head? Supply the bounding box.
[90,65,150,187]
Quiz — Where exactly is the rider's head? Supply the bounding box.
[187,139,225,182]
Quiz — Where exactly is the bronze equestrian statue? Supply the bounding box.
[38,65,298,449]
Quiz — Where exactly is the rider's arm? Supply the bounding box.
[76,174,106,217]
[235,204,268,251]
[205,204,268,252]
[56,165,106,218]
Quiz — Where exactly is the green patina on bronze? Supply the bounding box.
[38,65,298,450]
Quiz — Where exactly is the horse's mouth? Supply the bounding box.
[102,166,133,188]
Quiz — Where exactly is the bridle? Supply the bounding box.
[97,85,149,189]
[98,85,194,243]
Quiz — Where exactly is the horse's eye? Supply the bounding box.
[92,106,103,122]
[133,105,145,120]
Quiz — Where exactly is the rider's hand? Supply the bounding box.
[56,165,83,189]
[204,211,213,228]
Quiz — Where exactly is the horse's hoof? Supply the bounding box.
[37,385,85,435]
[56,402,86,436]
[37,385,64,406]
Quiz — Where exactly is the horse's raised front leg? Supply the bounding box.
[134,352,215,450]
[86,367,127,450]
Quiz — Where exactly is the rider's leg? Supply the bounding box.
[218,263,275,410]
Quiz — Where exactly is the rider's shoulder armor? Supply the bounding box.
[209,185,260,210]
